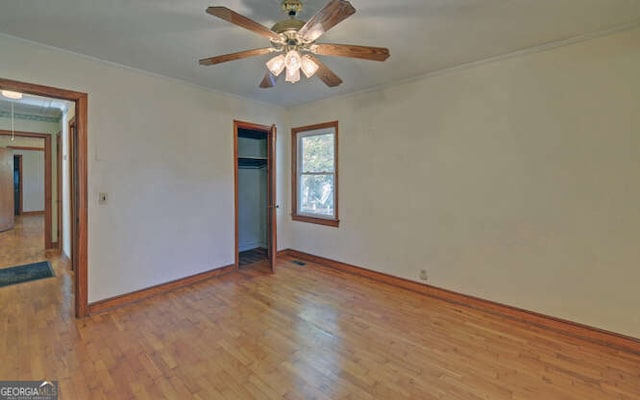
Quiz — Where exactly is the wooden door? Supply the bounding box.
[0,148,14,232]
[267,124,278,272]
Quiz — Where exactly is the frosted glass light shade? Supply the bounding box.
[285,66,301,83]
[300,55,319,78]
[266,55,286,76]
[284,50,301,72]
[1,90,23,100]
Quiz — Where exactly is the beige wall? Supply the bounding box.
[0,34,289,302]
[12,148,45,212]
[61,106,75,258]
[237,137,268,251]
[0,116,59,135]
[287,27,640,338]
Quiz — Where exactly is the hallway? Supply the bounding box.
[1,214,56,268]
[0,213,72,306]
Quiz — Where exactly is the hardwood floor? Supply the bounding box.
[1,226,639,398]
[0,214,59,268]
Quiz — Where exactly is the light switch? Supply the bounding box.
[98,192,108,205]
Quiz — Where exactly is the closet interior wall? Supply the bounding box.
[237,130,268,254]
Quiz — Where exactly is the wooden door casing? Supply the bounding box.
[234,120,278,272]
[268,124,277,272]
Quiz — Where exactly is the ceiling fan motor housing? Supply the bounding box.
[271,19,306,36]
[281,0,303,16]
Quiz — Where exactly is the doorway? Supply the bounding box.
[13,154,22,215]
[1,133,49,246]
[234,121,277,272]
[0,77,89,317]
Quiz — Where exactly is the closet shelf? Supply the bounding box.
[238,156,267,168]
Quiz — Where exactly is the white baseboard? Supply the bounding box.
[239,242,266,252]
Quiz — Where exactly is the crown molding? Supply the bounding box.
[287,20,640,109]
[0,110,60,123]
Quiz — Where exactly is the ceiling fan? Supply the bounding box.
[199,0,390,88]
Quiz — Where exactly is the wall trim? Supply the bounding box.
[239,242,268,253]
[283,249,640,355]
[56,133,62,249]
[0,110,60,123]
[6,146,44,151]
[21,210,44,216]
[88,264,236,314]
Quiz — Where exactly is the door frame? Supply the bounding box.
[233,120,277,272]
[2,132,52,247]
[56,133,62,250]
[68,117,76,272]
[0,78,89,318]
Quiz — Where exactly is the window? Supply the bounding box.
[292,121,339,227]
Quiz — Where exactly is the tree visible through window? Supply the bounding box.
[292,121,339,227]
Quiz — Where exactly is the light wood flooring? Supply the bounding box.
[1,216,639,399]
[0,214,61,269]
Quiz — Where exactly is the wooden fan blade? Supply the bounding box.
[259,71,277,88]
[314,43,390,62]
[206,6,282,42]
[307,55,342,87]
[199,48,274,66]
[298,0,356,41]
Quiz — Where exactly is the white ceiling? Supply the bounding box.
[0,93,70,120]
[1,0,639,106]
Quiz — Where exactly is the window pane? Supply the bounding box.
[301,133,334,173]
[299,174,334,217]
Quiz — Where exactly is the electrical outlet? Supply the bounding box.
[98,192,108,205]
[419,269,428,281]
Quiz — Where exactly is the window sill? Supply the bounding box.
[292,214,340,227]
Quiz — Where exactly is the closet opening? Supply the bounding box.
[234,121,277,272]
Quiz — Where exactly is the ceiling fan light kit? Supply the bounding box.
[199,0,390,88]
[285,64,301,83]
[1,90,23,100]
[266,54,286,76]
[301,54,319,78]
